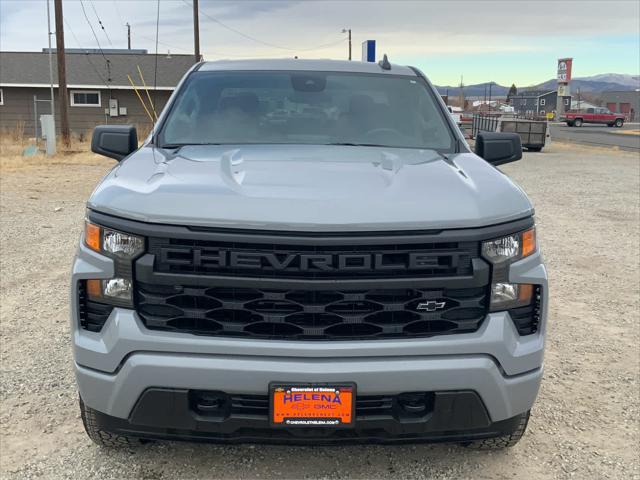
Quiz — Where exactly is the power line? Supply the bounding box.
[181,0,347,53]
[78,0,111,85]
[89,0,113,46]
[64,18,112,91]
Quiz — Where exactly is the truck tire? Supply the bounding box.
[80,398,144,448]
[573,118,583,127]
[566,121,574,127]
[614,118,624,128]
[463,410,530,450]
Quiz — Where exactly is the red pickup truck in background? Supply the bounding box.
[562,107,625,127]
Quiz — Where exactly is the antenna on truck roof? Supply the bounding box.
[378,54,391,71]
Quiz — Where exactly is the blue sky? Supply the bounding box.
[1,0,638,86]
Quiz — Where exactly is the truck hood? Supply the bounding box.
[88,144,533,232]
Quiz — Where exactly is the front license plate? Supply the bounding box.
[270,384,356,428]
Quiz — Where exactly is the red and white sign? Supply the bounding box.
[557,58,573,83]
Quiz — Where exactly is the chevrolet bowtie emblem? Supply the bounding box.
[416,300,446,312]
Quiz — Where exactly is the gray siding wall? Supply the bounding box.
[0,86,172,137]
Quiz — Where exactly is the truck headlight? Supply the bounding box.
[482,227,536,264]
[83,220,143,307]
[490,283,534,311]
[482,227,538,311]
[84,221,144,258]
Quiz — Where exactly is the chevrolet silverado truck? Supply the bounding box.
[72,59,547,448]
[562,107,625,127]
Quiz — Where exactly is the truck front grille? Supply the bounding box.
[147,237,477,279]
[135,283,487,340]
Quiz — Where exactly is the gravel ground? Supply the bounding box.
[1,142,639,479]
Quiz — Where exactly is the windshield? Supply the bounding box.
[159,71,454,150]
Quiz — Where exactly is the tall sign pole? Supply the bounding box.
[54,0,70,146]
[193,0,200,63]
[556,58,573,120]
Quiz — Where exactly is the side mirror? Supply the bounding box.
[475,132,522,166]
[91,125,137,161]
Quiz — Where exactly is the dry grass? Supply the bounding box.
[0,136,110,173]
[0,121,154,173]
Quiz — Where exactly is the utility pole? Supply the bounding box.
[193,0,200,63]
[46,0,55,122]
[126,22,131,50]
[488,82,492,111]
[342,28,351,60]
[54,0,70,147]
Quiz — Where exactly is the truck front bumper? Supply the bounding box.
[72,243,547,443]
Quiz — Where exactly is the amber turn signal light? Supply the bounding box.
[518,283,534,303]
[85,222,101,252]
[522,228,536,258]
[86,279,103,299]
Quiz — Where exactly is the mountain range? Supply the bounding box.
[435,73,639,97]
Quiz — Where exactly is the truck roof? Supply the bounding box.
[197,58,418,76]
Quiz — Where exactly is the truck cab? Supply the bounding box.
[563,107,625,127]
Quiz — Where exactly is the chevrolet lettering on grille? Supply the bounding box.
[159,247,461,273]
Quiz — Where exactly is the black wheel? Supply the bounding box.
[527,147,542,152]
[80,397,144,448]
[463,410,530,450]
[573,118,583,127]
[614,118,624,127]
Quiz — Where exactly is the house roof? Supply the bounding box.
[510,90,556,98]
[0,50,195,89]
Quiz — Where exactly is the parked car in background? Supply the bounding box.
[447,105,462,125]
[562,107,625,127]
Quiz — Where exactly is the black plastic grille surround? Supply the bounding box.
[78,281,114,332]
[190,390,435,420]
[509,285,542,335]
[147,237,477,279]
[136,282,488,339]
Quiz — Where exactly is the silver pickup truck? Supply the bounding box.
[72,58,547,449]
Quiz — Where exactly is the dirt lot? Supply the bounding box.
[1,142,639,479]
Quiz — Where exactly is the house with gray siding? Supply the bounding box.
[0,49,194,137]
[507,90,571,117]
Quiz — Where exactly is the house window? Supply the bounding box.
[70,90,101,107]
[540,99,546,106]
[564,98,570,106]
[0,88,3,106]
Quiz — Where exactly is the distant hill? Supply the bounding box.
[575,73,639,88]
[434,82,510,97]
[435,73,639,97]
